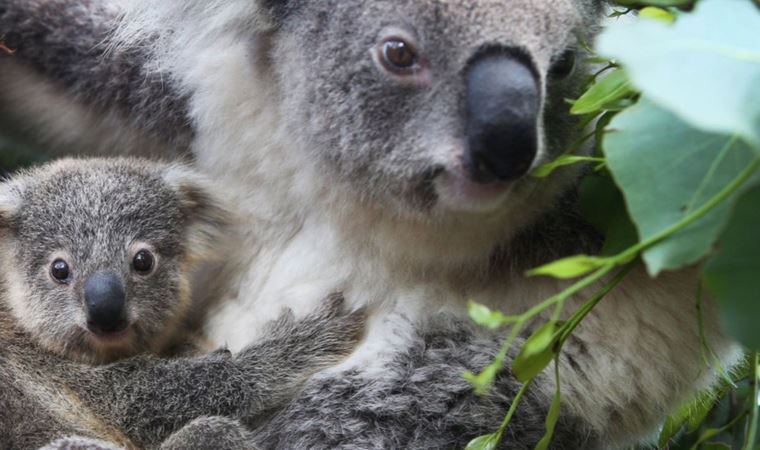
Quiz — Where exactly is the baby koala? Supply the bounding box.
[0,158,229,363]
[0,158,364,449]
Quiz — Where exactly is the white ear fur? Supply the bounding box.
[162,164,233,261]
[0,179,24,229]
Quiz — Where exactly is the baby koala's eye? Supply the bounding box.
[132,250,155,275]
[382,39,418,72]
[50,259,71,284]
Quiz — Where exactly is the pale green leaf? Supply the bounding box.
[527,255,611,279]
[571,69,634,115]
[464,363,499,396]
[638,7,675,23]
[467,301,516,330]
[604,98,760,275]
[614,0,691,6]
[512,322,564,383]
[598,0,760,148]
[465,433,501,450]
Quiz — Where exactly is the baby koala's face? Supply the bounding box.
[0,159,226,363]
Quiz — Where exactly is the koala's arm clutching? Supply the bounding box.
[66,296,364,450]
[252,315,595,450]
[43,417,258,450]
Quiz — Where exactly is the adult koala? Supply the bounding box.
[0,0,740,448]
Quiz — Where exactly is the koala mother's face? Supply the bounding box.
[272,0,601,217]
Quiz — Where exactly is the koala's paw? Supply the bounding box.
[266,293,366,365]
[160,416,256,450]
[39,437,124,450]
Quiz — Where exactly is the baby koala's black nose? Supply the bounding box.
[84,271,128,335]
[465,48,540,183]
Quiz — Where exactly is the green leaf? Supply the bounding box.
[604,98,760,275]
[531,156,604,178]
[534,360,562,450]
[467,301,517,330]
[579,173,639,256]
[598,0,760,148]
[527,255,611,279]
[615,0,692,6]
[465,433,501,450]
[659,415,685,448]
[703,185,760,349]
[638,7,676,23]
[464,363,499,396]
[512,321,564,382]
[658,389,720,448]
[571,69,635,115]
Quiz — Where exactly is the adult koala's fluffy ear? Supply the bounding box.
[161,164,233,261]
[0,178,24,230]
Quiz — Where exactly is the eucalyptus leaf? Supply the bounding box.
[604,98,760,275]
[468,301,516,330]
[531,156,603,178]
[598,0,760,148]
[638,7,675,23]
[703,185,760,349]
[465,433,501,450]
[464,363,499,396]
[614,0,692,6]
[512,321,564,382]
[527,255,611,279]
[571,69,634,115]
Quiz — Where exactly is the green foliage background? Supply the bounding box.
[468,1,759,449]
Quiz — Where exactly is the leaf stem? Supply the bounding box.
[495,380,534,442]
[619,156,760,262]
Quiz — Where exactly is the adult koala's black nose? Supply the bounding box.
[465,50,540,183]
[84,271,128,334]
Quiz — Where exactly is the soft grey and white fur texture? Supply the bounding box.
[0,1,742,449]
[0,159,365,449]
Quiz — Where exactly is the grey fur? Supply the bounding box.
[0,160,365,449]
[254,315,597,450]
[0,0,192,152]
[43,417,257,450]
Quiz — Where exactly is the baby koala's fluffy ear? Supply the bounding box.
[162,164,233,261]
[0,178,24,230]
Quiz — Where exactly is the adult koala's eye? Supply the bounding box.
[132,250,155,275]
[50,259,71,284]
[549,49,577,79]
[382,39,418,71]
